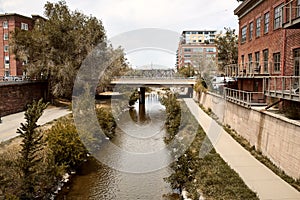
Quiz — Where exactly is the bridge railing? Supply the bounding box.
[112,76,196,81]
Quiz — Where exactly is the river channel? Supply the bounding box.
[57,93,172,199]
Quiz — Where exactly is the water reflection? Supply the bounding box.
[57,93,172,199]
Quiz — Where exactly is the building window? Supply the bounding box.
[264,12,269,34]
[297,0,300,18]
[3,21,8,29]
[294,48,300,76]
[241,26,247,43]
[3,33,8,40]
[184,54,191,58]
[274,5,283,29]
[4,56,9,65]
[206,48,216,53]
[193,48,203,52]
[21,23,28,30]
[249,22,253,40]
[241,55,245,66]
[248,53,253,72]
[184,48,191,52]
[255,51,260,69]
[263,49,269,73]
[256,17,261,37]
[273,53,281,72]
[4,45,9,52]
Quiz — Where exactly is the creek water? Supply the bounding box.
[56,93,172,200]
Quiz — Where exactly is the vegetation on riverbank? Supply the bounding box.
[223,124,300,192]
[161,93,258,200]
[0,100,116,199]
[198,101,300,192]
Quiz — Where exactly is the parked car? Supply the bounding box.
[2,76,22,81]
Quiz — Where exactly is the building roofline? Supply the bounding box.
[31,14,47,21]
[0,13,45,20]
[234,0,264,18]
[234,0,252,15]
[182,30,217,33]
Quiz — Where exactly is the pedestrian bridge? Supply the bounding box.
[110,76,196,87]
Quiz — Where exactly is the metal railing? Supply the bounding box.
[224,87,266,107]
[263,76,300,101]
[112,75,195,81]
[225,62,277,77]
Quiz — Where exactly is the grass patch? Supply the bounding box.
[198,103,300,192]
[164,100,258,199]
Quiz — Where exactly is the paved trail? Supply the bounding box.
[0,107,71,142]
[184,98,300,200]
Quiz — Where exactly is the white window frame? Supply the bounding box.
[3,33,8,40]
[21,23,28,30]
[274,5,283,29]
[241,26,247,43]
[249,22,253,40]
[273,53,281,72]
[3,21,8,29]
[264,12,269,34]
[4,45,9,52]
[4,56,9,65]
[256,17,261,37]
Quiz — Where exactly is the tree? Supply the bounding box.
[11,1,109,99]
[17,99,48,199]
[215,27,238,72]
[178,64,195,77]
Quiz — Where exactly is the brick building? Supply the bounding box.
[176,30,218,75]
[0,13,43,78]
[224,0,300,111]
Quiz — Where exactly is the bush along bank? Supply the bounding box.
[161,93,258,200]
[0,100,116,200]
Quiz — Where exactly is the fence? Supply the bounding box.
[224,87,266,107]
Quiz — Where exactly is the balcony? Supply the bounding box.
[263,76,300,102]
[225,62,274,78]
[282,0,300,29]
[224,88,266,107]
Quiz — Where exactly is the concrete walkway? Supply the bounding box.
[184,98,300,200]
[0,106,71,142]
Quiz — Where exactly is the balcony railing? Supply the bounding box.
[263,76,300,101]
[224,88,266,107]
[225,62,276,77]
[282,0,300,29]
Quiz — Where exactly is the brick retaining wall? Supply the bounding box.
[0,81,49,116]
[195,91,300,179]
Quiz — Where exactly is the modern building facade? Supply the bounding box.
[0,13,43,78]
[224,0,300,110]
[176,30,218,74]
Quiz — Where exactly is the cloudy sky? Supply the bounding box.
[0,0,241,68]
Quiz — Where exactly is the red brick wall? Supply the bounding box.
[0,81,48,116]
[285,29,300,76]
[237,0,300,76]
[0,14,34,77]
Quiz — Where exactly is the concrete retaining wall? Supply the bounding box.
[0,81,49,116]
[195,91,300,179]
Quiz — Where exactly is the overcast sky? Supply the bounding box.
[0,0,241,68]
